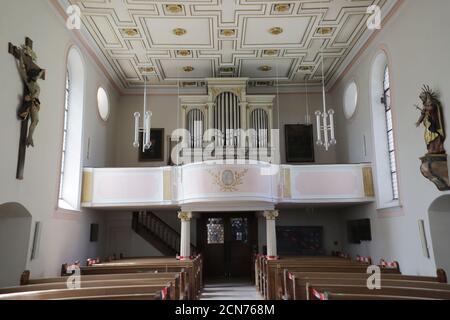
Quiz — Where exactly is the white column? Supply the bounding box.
[178,211,192,260]
[264,210,279,260]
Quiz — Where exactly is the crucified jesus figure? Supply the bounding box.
[15,44,45,147]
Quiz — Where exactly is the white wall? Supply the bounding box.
[329,0,450,276]
[0,0,119,281]
[114,92,337,167]
[103,210,197,258]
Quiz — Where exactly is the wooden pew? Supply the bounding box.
[64,255,203,300]
[0,278,181,299]
[255,255,359,299]
[288,276,450,300]
[0,284,172,300]
[325,293,435,300]
[284,269,448,300]
[307,283,450,300]
[268,261,400,300]
[19,271,188,300]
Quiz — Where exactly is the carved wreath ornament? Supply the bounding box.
[208,169,249,192]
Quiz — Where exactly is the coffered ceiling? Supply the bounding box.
[59,0,396,93]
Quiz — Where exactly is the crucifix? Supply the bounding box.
[8,37,46,180]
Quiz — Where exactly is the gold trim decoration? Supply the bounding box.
[264,210,279,220]
[140,67,155,73]
[163,170,172,201]
[166,4,183,13]
[81,171,93,203]
[282,168,292,199]
[274,4,291,13]
[220,67,234,73]
[316,27,334,35]
[121,28,139,36]
[298,66,314,73]
[208,169,249,192]
[183,66,194,72]
[362,167,375,197]
[177,49,191,56]
[269,27,283,35]
[178,211,192,221]
[173,28,187,36]
[259,65,272,72]
[220,29,236,37]
[263,49,279,56]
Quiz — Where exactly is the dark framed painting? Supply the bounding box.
[285,124,315,163]
[138,128,165,162]
[276,226,324,256]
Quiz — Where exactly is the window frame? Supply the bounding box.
[56,46,86,213]
[382,66,399,201]
[370,50,401,210]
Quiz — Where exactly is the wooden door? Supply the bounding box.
[198,213,257,280]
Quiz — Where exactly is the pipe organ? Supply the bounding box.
[179,78,275,162]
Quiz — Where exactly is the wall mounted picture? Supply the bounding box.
[138,128,165,162]
[285,124,315,163]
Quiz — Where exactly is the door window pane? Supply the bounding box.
[230,218,248,243]
[207,218,224,244]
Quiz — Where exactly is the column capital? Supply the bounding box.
[178,211,192,221]
[264,210,279,220]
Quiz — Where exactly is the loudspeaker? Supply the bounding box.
[90,223,99,242]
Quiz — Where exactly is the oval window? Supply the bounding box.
[97,87,109,121]
[343,81,358,120]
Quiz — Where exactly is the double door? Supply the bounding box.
[198,213,257,280]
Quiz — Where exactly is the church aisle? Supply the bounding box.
[200,281,263,300]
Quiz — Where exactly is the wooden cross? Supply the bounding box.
[8,37,45,180]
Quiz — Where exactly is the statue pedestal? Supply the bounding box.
[420,154,450,191]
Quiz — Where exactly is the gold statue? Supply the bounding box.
[415,85,446,154]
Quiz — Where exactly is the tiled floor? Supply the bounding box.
[200,280,263,300]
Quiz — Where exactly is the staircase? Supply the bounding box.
[132,211,196,256]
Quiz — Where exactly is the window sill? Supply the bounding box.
[56,199,81,214]
[376,201,401,211]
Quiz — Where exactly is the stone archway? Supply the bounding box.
[428,195,450,276]
[0,202,32,287]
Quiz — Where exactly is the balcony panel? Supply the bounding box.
[81,163,375,208]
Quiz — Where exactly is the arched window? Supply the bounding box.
[58,47,85,211]
[370,51,400,208]
[382,66,399,200]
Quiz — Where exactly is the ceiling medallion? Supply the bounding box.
[269,27,283,35]
[183,66,194,72]
[274,4,291,13]
[166,4,183,13]
[298,66,314,73]
[173,28,187,36]
[122,28,139,36]
[220,67,234,73]
[264,49,279,56]
[220,29,236,37]
[259,65,272,72]
[177,50,191,56]
[316,27,334,36]
[140,67,155,73]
